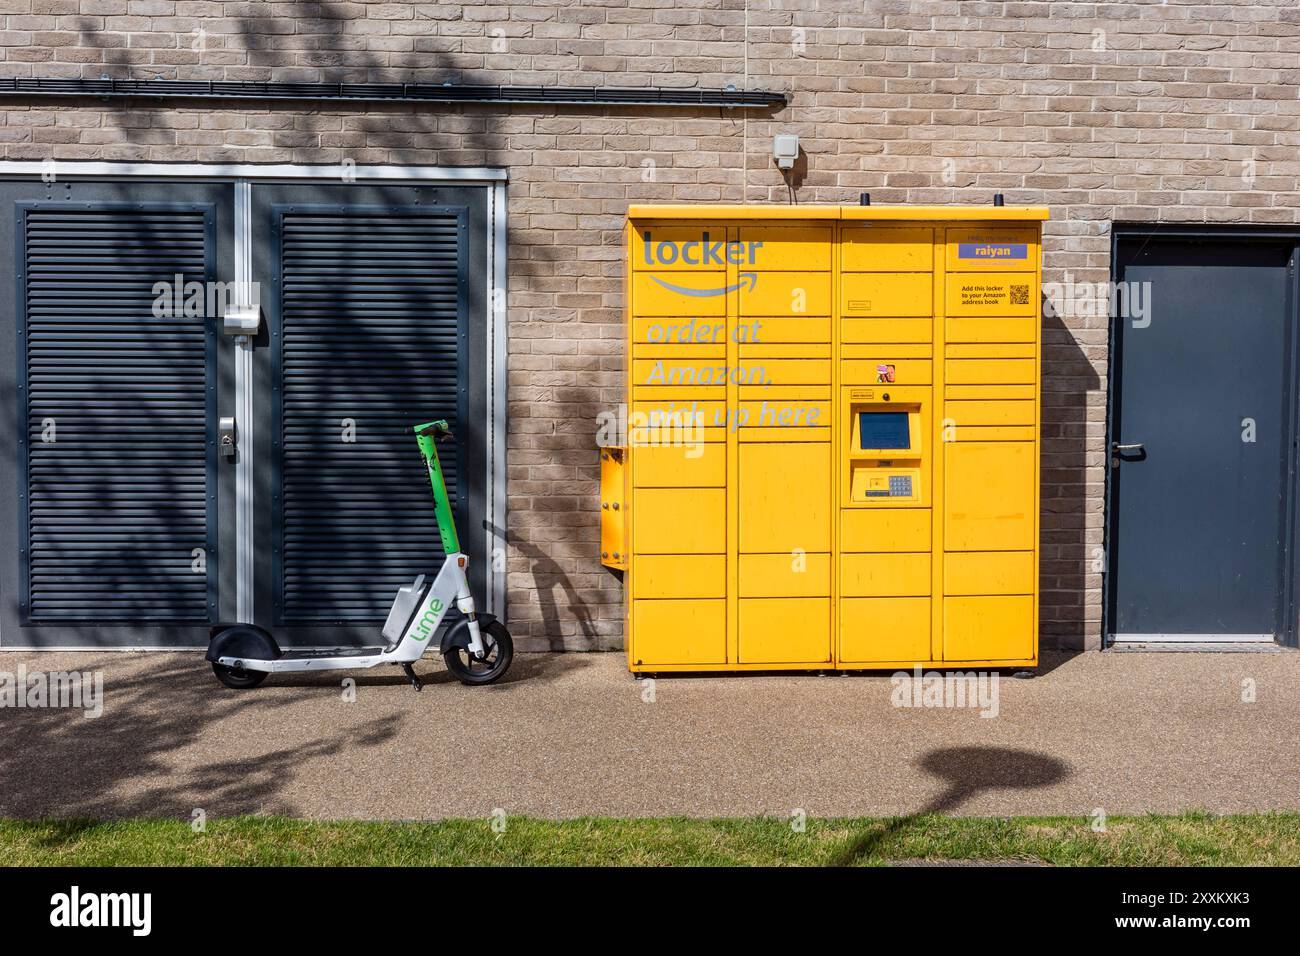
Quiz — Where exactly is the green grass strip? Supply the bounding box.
[1,812,1297,866]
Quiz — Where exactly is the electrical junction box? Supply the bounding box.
[772,134,799,170]
[602,203,1049,673]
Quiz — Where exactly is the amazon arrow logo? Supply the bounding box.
[649,273,757,297]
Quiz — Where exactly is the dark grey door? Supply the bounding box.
[249,183,488,647]
[1109,239,1294,641]
[0,180,235,647]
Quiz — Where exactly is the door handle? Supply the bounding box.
[1111,441,1144,468]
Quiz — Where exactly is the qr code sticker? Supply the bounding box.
[1010,284,1030,305]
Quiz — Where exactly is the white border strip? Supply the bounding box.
[488,179,509,618]
[233,180,254,623]
[1109,634,1273,643]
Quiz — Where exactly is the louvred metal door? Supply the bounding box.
[251,183,488,648]
[0,182,235,647]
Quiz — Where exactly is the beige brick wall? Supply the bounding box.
[3,0,1298,650]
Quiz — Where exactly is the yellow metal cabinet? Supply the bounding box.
[739,597,831,664]
[841,273,932,317]
[633,442,726,487]
[632,599,726,666]
[944,442,1036,552]
[841,226,934,272]
[738,552,832,597]
[631,487,725,554]
[841,597,931,663]
[741,273,832,317]
[612,204,1047,672]
[739,442,832,553]
[634,555,727,599]
[944,595,1034,662]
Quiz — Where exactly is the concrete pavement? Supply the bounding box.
[0,648,1296,819]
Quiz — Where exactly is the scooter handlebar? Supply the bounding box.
[416,422,455,442]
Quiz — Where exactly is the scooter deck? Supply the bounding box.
[278,646,389,660]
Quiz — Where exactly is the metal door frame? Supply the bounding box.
[0,161,509,648]
[1105,224,1300,649]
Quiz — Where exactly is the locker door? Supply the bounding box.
[0,180,234,647]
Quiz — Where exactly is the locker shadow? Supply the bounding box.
[241,648,593,688]
[1040,291,1103,657]
[829,745,1071,866]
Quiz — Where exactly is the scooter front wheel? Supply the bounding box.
[212,661,268,689]
[443,619,513,686]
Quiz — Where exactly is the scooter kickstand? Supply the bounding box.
[401,663,424,692]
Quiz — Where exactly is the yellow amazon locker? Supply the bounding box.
[604,203,1048,672]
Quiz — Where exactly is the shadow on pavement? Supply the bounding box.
[830,746,1072,866]
[0,655,402,821]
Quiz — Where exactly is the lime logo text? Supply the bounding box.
[412,598,444,641]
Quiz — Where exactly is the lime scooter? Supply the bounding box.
[206,421,512,690]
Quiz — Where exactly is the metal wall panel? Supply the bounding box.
[0,171,497,649]
[0,181,233,648]
[269,202,471,627]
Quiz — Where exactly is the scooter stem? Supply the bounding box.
[414,420,461,556]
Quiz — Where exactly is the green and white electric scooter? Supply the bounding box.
[206,420,512,690]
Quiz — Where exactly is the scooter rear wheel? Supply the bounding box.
[212,662,268,689]
[443,619,513,686]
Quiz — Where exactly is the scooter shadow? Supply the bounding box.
[241,665,460,690]
[219,651,593,691]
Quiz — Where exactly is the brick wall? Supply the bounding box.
[3,1,1299,650]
